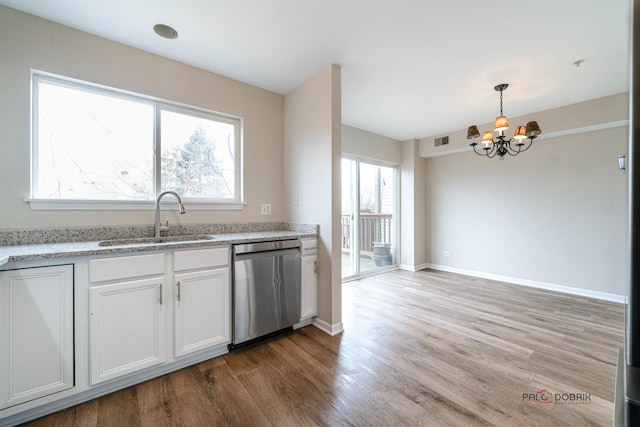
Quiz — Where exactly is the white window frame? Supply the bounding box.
[27,71,244,211]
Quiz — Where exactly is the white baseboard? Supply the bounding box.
[293,317,314,329]
[313,318,344,336]
[399,263,430,272]
[426,263,627,304]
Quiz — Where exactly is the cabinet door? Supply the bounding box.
[300,255,318,320]
[89,277,165,385]
[0,265,74,409]
[174,267,230,357]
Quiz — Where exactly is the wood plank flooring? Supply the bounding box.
[20,269,624,426]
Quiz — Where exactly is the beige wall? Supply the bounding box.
[400,139,429,269]
[0,6,284,230]
[342,125,402,164]
[284,65,342,332]
[421,94,629,297]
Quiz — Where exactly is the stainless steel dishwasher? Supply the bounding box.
[231,239,301,348]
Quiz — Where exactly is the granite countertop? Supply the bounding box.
[0,223,317,267]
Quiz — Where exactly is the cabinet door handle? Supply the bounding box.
[159,284,163,305]
[314,260,317,274]
[177,281,181,301]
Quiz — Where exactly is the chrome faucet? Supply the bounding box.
[155,191,186,238]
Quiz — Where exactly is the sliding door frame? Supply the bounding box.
[341,155,400,282]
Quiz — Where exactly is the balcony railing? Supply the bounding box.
[342,212,392,255]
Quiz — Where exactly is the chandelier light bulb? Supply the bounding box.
[481,132,494,146]
[494,115,509,132]
[514,126,527,140]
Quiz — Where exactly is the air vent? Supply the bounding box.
[434,136,449,147]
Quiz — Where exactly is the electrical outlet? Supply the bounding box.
[260,204,272,215]
[443,251,451,257]
[293,194,299,207]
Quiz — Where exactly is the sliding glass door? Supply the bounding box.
[341,157,398,280]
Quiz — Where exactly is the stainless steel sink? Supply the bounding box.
[98,235,216,247]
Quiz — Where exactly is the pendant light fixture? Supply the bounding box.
[466,84,541,160]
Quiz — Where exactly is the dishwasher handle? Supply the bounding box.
[233,239,300,255]
[234,247,300,262]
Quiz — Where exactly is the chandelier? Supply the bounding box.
[466,83,541,159]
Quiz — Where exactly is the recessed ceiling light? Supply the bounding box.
[153,24,178,39]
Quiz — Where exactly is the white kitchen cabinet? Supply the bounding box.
[89,277,165,385]
[0,265,74,409]
[300,238,318,321]
[88,254,166,385]
[173,247,230,358]
[173,267,230,357]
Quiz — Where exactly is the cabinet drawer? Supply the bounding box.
[301,238,318,256]
[89,253,165,283]
[173,247,229,272]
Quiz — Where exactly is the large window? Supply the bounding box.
[31,72,242,209]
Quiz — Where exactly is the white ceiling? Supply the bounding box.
[0,0,631,141]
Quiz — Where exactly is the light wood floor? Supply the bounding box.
[21,269,624,426]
